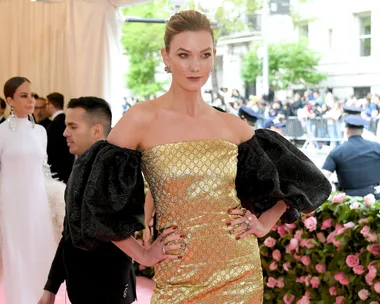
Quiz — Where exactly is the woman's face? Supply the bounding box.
[162,30,215,93]
[7,81,35,118]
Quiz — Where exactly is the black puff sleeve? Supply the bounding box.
[65,140,145,250]
[236,129,331,223]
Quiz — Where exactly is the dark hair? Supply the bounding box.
[67,96,112,135]
[36,97,46,102]
[0,98,6,110]
[164,10,214,50]
[47,92,64,110]
[4,77,31,100]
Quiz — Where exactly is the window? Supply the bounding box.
[358,14,371,56]
[353,87,370,99]
[299,24,309,39]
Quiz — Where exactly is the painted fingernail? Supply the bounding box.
[226,222,231,226]
[173,226,178,230]
[236,236,241,240]
[180,234,185,238]
[178,256,182,259]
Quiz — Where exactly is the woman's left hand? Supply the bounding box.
[226,208,271,239]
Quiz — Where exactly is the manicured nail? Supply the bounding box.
[226,222,231,226]
[178,256,182,259]
[236,236,241,240]
[180,234,185,238]
[173,226,178,230]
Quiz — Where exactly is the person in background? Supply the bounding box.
[34,96,51,130]
[238,105,262,128]
[0,77,57,304]
[322,115,380,199]
[39,96,174,304]
[263,117,286,136]
[46,92,74,183]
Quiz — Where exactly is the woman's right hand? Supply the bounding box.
[142,226,186,267]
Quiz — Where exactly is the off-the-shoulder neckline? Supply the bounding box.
[104,130,267,154]
[141,131,261,154]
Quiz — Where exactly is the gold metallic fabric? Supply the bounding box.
[142,139,263,304]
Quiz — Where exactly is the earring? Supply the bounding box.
[164,66,171,73]
[9,105,17,131]
[28,113,35,128]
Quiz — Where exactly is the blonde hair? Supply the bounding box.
[164,10,214,50]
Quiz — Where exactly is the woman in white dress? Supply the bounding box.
[0,77,57,303]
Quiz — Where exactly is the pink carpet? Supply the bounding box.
[0,276,154,303]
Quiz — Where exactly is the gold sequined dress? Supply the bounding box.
[142,139,263,304]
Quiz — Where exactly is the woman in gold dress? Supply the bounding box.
[66,10,331,304]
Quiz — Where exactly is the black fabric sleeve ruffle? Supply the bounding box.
[65,140,145,250]
[236,129,331,223]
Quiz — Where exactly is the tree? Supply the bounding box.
[121,0,167,99]
[241,40,327,90]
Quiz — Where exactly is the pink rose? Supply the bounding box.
[367,232,378,242]
[264,237,276,248]
[288,238,299,250]
[269,261,278,271]
[374,282,380,293]
[359,218,369,224]
[296,296,310,304]
[350,202,360,209]
[266,277,277,288]
[301,239,315,249]
[358,289,370,300]
[327,231,338,243]
[364,194,376,206]
[343,222,355,229]
[321,218,334,230]
[361,226,371,237]
[317,232,326,243]
[332,193,345,203]
[304,275,312,287]
[305,291,311,297]
[293,254,302,261]
[272,249,281,261]
[334,272,350,285]
[277,225,287,236]
[303,216,317,231]
[310,276,320,288]
[283,262,292,272]
[368,244,380,256]
[283,294,295,304]
[315,263,326,273]
[301,256,311,266]
[353,265,365,275]
[276,277,285,288]
[335,296,345,304]
[285,223,297,229]
[333,238,342,248]
[329,286,337,296]
[295,230,303,241]
[346,254,360,268]
[296,276,305,283]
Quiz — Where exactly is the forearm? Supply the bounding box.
[259,200,287,229]
[112,236,147,266]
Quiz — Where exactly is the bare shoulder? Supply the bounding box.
[108,101,158,150]
[217,111,255,144]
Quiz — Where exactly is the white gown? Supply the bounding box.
[0,118,56,304]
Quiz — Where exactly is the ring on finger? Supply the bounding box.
[241,208,247,215]
[247,222,251,231]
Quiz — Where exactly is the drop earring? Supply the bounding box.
[164,66,171,73]
[9,105,17,131]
